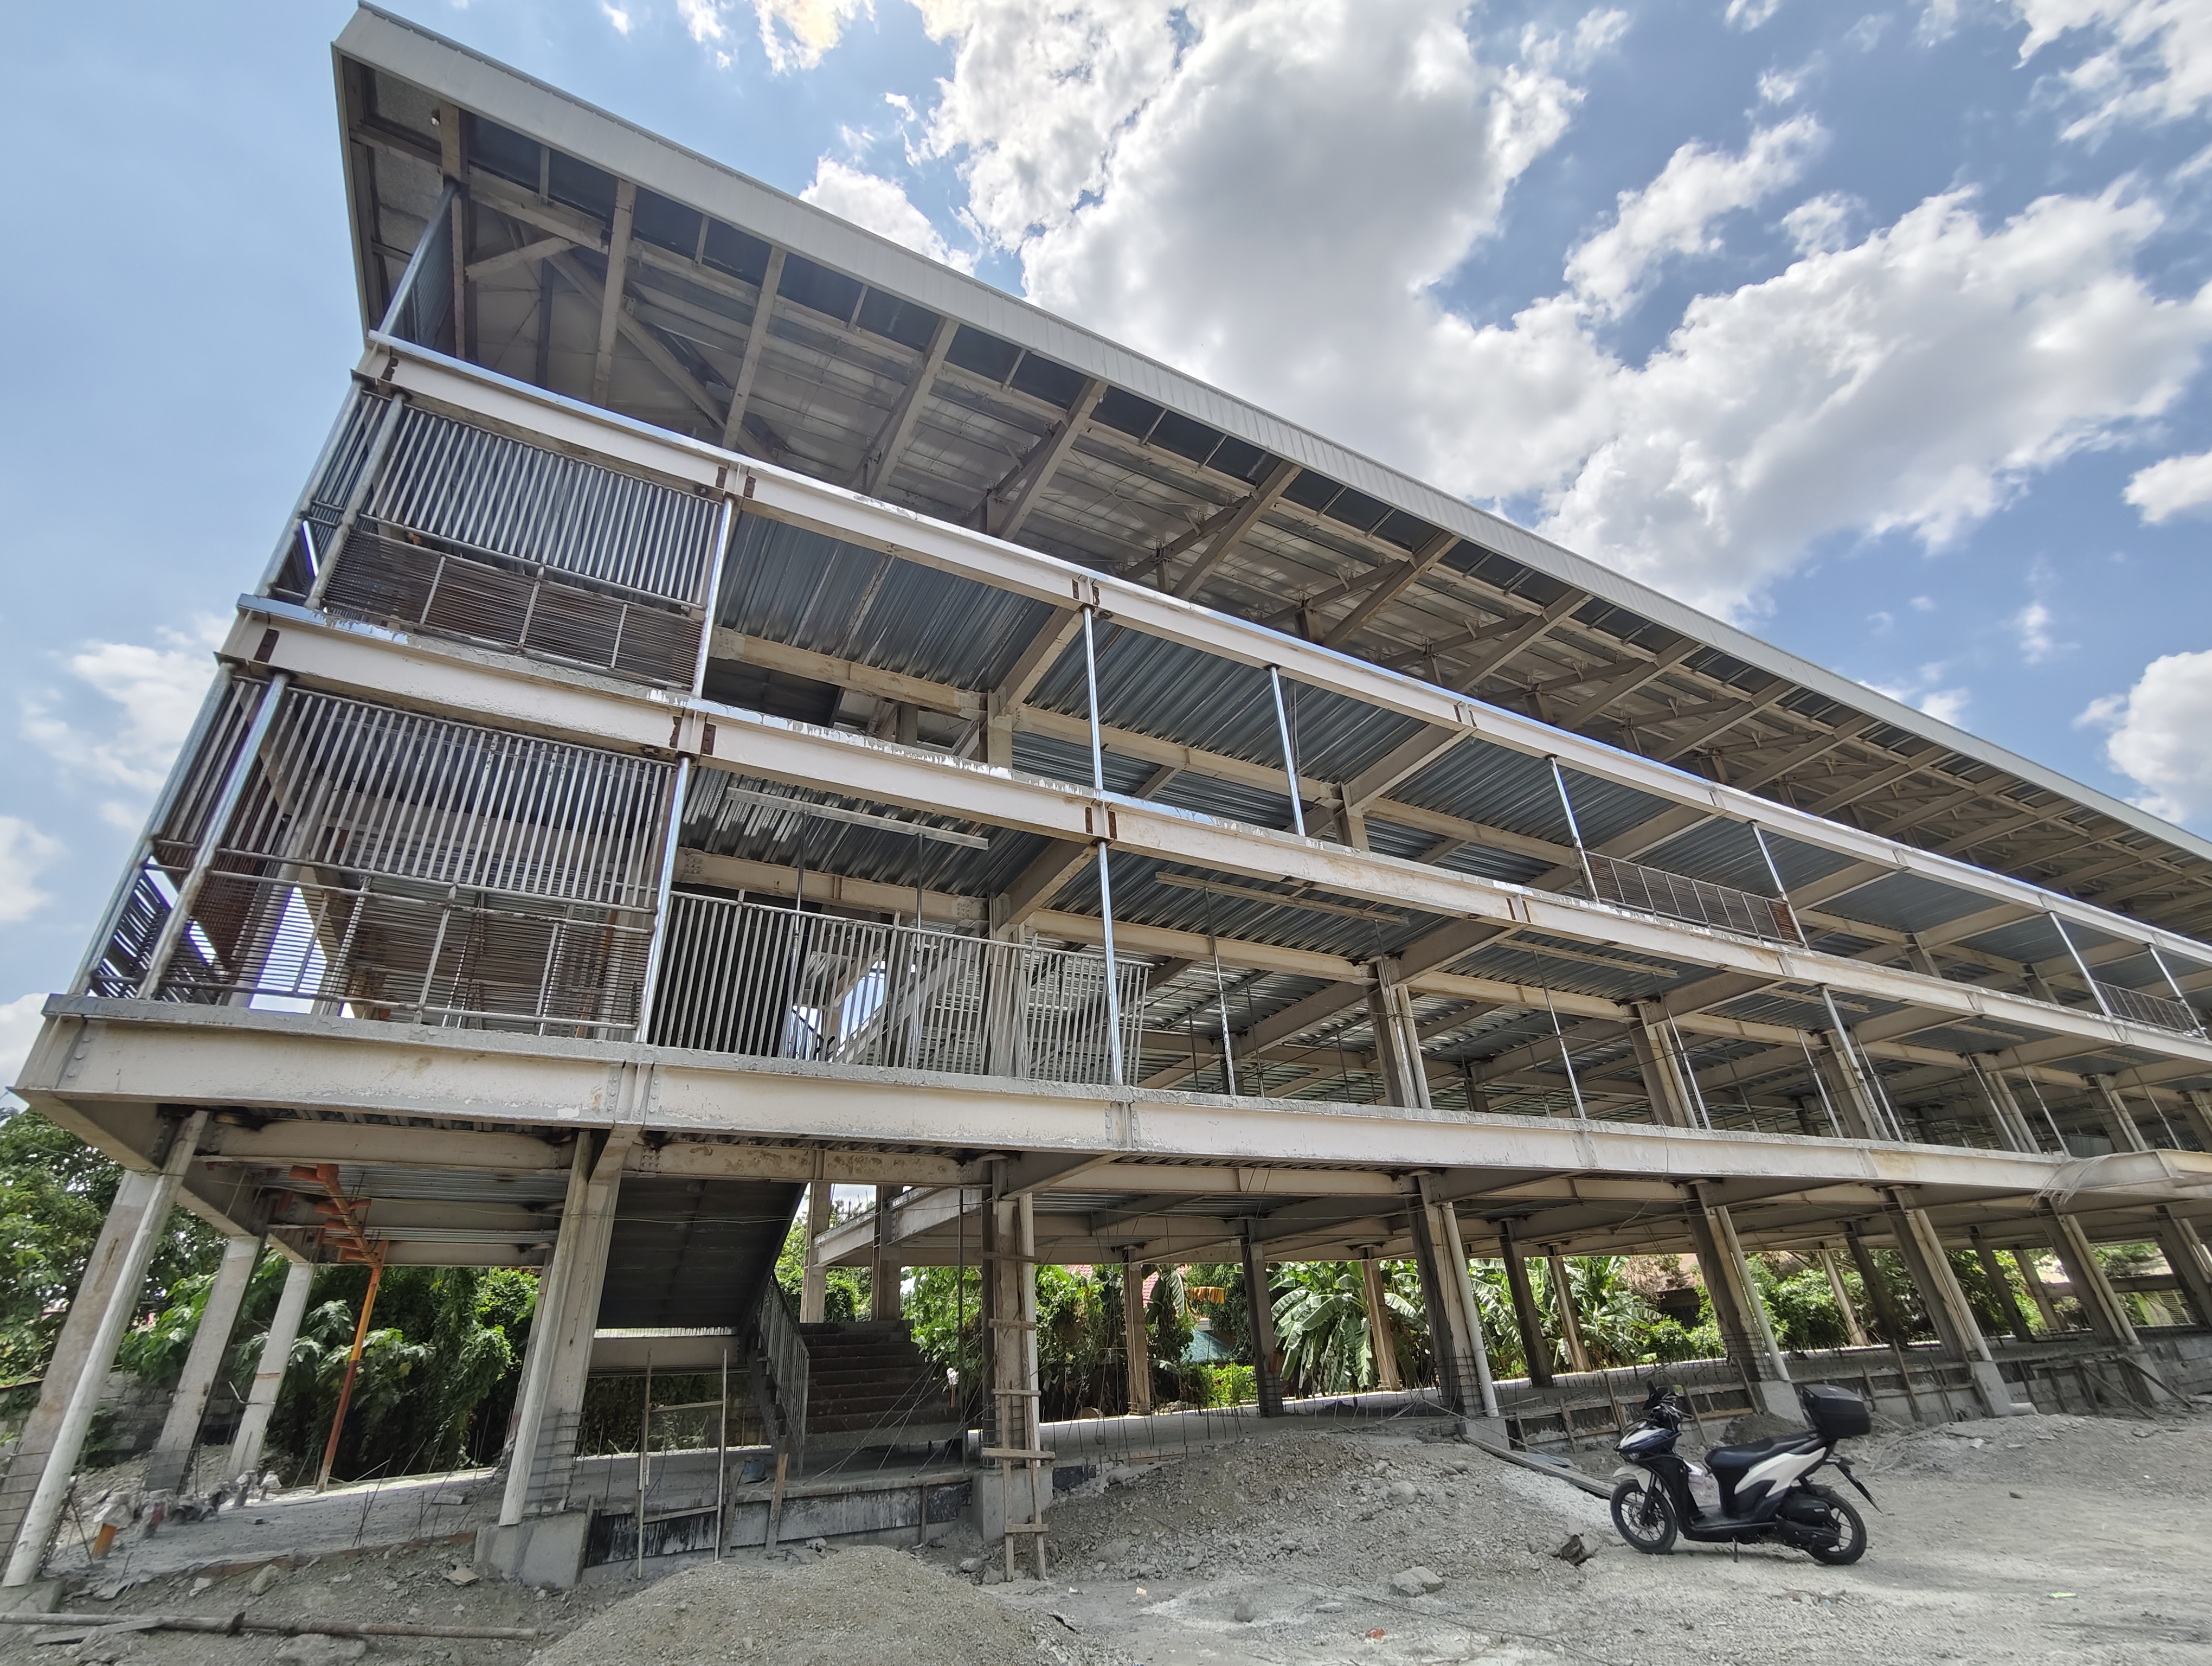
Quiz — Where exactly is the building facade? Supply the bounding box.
[7,3,2212,1585]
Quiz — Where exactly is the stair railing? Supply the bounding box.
[753,1280,809,1455]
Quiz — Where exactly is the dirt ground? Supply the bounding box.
[4,1407,2206,1666]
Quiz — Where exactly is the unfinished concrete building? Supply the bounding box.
[8,3,2212,1589]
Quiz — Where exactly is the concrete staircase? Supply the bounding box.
[796,1320,965,1453]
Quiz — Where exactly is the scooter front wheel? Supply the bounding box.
[1610,1476,1677,1555]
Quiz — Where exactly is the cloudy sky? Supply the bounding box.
[4,0,2212,1086]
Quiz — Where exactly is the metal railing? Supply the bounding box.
[1583,851,1803,946]
[2095,978,2201,1036]
[100,686,673,1035]
[753,1283,809,1455]
[650,893,1148,1087]
[306,402,722,689]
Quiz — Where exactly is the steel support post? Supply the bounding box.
[1365,966,1430,1111]
[500,1131,628,1526]
[2039,1207,2139,1350]
[228,1256,316,1483]
[1358,1257,1404,1392]
[1969,1228,2034,1345]
[690,497,737,695]
[1817,1245,1869,1347]
[1546,1253,1593,1375]
[1629,1002,1695,1129]
[1120,1252,1153,1417]
[1405,1181,1494,1418]
[2011,1245,2064,1334]
[1268,666,1305,838]
[1079,605,1124,1086]
[632,756,692,1043]
[1496,1219,1553,1388]
[2152,1208,2212,1331]
[2185,1091,2212,1152]
[799,1178,834,1324]
[1844,1225,1907,1348]
[4,1111,207,1586]
[1969,1058,2040,1154]
[2087,1074,2151,1154]
[1437,1204,1499,1419]
[2050,912,2113,1021]
[1546,756,1598,899]
[1882,1201,2023,1417]
[1686,1190,1796,1419]
[1239,1225,1284,1418]
[872,1185,904,1321]
[144,1234,265,1495]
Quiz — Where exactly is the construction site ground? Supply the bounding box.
[4,1406,2207,1665]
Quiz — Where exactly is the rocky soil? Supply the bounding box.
[4,1408,2206,1666]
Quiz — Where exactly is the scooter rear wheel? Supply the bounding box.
[1610,1477,1677,1555]
[1801,1490,1867,1566]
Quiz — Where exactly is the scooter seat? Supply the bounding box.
[1705,1434,1813,1480]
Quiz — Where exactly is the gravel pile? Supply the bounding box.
[526,1546,1132,1666]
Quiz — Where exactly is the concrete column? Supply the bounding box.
[1546,1254,1592,1374]
[1629,1004,1697,1129]
[1686,1189,1796,1419]
[2153,1210,2212,1330]
[1238,1227,1284,1417]
[798,1181,833,1323]
[227,1255,314,1482]
[1818,1245,1869,1347]
[977,1176,1044,1556]
[1970,1059,2039,1154]
[1433,1197,1498,1417]
[4,1111,207,1586]
[1365,966,1430,1111]
[2088,1075,2150,1154]
[872,1186,903,1321]
[2011,1245,2063,1333]
[143,1234,264,1494]
[1119,1253,1153,1416]
[2041,1208,2137,1348]
[1884,1201,2022,1417]
[500,1130,628,1526]
[1357,1257,1404,1392]
[1970,1229,2034,1344]
[1496,1221,1552,1388]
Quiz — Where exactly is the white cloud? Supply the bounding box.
[1870,667,1973,729]
[2012,0,2212,137]
[1536,188,2212,617]
[680,0,734,46]
[601,2,634,33]
[0,821,60,926]
[0,992,47,1103]
[2126,447,2212,521]
[2080,648,2212,823]
[21,617,224,831]
[913,0,1187,249]
[2014,598,2062,662]
[1565,116,1825,318]
[1726,0,1786,30]
[755,0,872,71]
[806,3,2212,624]
[800,158,976,271]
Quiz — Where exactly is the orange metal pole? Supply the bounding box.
[315,1255,384,1490]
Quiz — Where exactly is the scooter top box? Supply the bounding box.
[1801,1383,1872,1440]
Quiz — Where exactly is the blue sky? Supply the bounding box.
[4,0,2212,1080]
